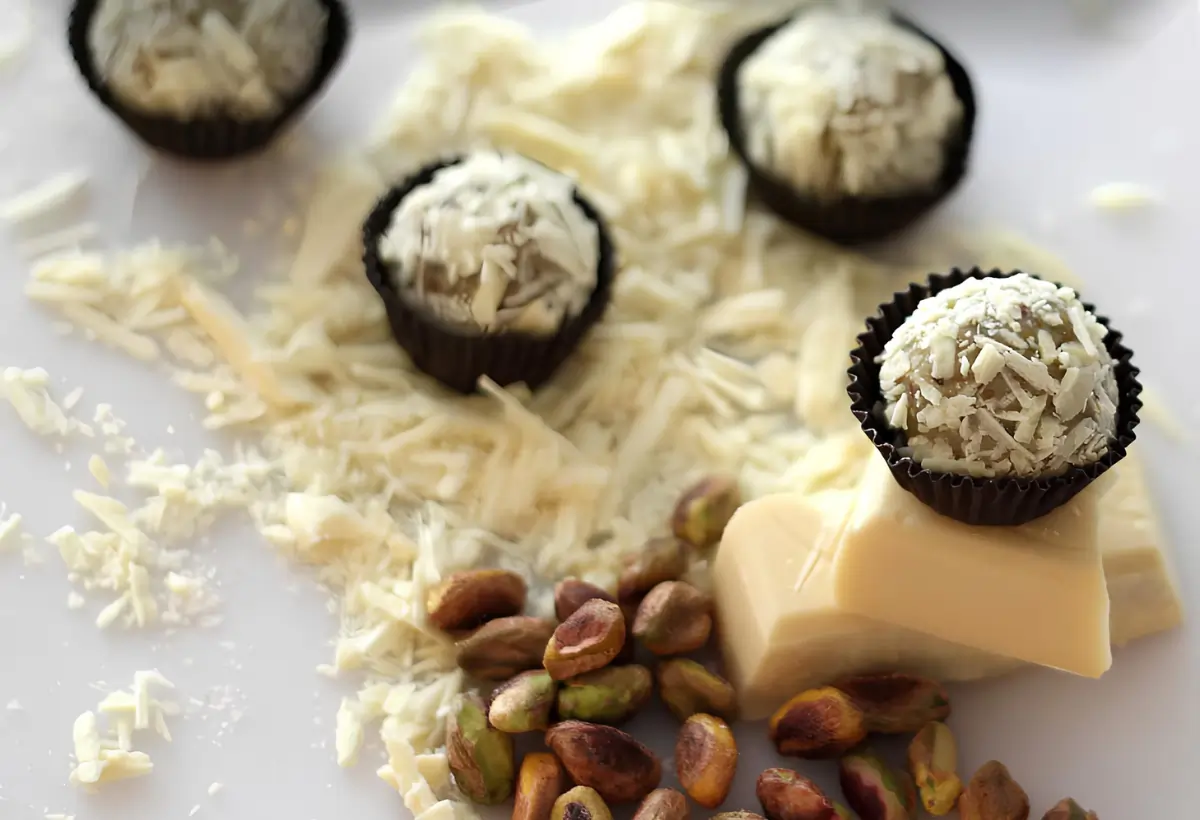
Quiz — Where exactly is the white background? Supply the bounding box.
[0,0,1197,818]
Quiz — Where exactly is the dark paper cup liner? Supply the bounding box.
[847,268,1142,526]
[68,0,350,160]
[717,12,976,245]
[363,157,616,395]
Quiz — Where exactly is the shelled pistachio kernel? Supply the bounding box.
[544,599,626,679]
[456,616,556,680]
[514,753,563,820]
[657,659,737,722]
[959,761,1030,820]
[618,537,687,605]
[555,578,616,621]
[1041,798,1098,820]
[907,721,962,815]
[552,787,613,820]
[489,670,557,733]
[834,672,950,734]
[675,713,738,809]
[632,789,690,820]
[756,767,837,820]
[556,665,653,725]
[445,693,515,805]
[545,721,662,804]
[672,475,741,549]
[839,750,916,820]
[427,569,526,630]
[631,581,712,656]
[769,687,867,759]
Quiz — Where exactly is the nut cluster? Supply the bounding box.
[761,674,1095,820]
[429,480,1102,820]
[427,477,743,818]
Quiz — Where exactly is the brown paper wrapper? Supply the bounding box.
[362,157,616,395]
[68,0,350,160]
[847,268,1142,526]
[717,12,976,246]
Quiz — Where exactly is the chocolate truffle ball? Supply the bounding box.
[877,274,1119,478]
[737,7,964,200]
[87,0,331,120]
[377,151,600,337]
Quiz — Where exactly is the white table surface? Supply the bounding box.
[0,1,1197,818]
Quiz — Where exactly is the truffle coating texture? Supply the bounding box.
[379,152,600,336]
[877,273,1119,478]
[738,8,963,199]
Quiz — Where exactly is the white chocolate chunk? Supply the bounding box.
[831,456,1111,677]
[713,489,1019,719]
[1101,452,1184,646]
[713,450,1181,720]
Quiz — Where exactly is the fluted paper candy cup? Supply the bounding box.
[68,0,351,160]
[717,12,976,245]
[846,268,1141,526]
[362,156,616,395]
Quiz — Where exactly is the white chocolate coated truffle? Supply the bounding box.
[877,274,1120,478]
[738,8,963,199]
[89,0,329,119]
[379,152,599,336]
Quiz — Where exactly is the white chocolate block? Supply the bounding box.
[712,451,1182,720]
[1102,452,1184,646]
[713,489,1019,720]
[831,456,1111,677]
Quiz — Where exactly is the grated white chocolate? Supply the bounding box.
[88,0,329,120]
[877,274,1120,478]
[737,8,963,199]
[378,152,600,336]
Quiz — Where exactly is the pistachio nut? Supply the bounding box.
[959,761,1030,820]
[671,475,741,549]
[713,812,766,820]
[488,670,557,733]
[675,713,738,809]
[755,768,838,820]
[427,569,527,631]
[632,788,690,820]
[445,693,515,805]
[631,581,712,656]
[839,749,915,820]
[513,752,564,820]
[554,579,632,665]
[456,616,556,681]
[769,687,867,759]
[833,672,950,735]
[1041,798,1098,820]
[556,665,653,725]
[906,722,962,816]
[544,599,626,680]
[544,720,662,804]
[552,786,613,820]
[657,658,737,722]
[555,578,617,622]
[617,537,687,605]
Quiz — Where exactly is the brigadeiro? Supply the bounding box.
[68,0,350,159]
[848,269,1141,525]
[718,6,976,244]
[362,151,616,394]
